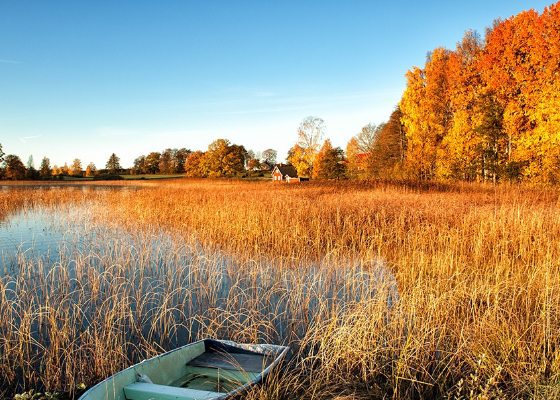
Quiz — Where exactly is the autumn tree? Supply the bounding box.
[199,142,220,177]
[106,153,121,174]
[61,163,69,176]
[294,116,325,177]
[199,139,246,177]
[481,5,560,183]
[0,143,4,165]
[400,48,452,179]
[373,107,407,177]
[3,155,26,180]
[86,162,97,177]
[527,3,560,183]
[144,152,160,174]
[438,30,484,180]
[69,158,82,177]
[173,148,190,174]
[287,144,309,177]
[345,123,388,178]
[247,158,261,170]
[356,123,383,177]
[222,144,247,176]
[424,48,453,148]
[397,5,560,183]
[473,90,508,183]
[39,157,51,179]
[184,151,205,177]
[356,124,380,154]
[400,66,433,179]
[199,139,221,177]
[159,149,174,174]
[262,149,277,165]
[313,139,345,179]
[132,155,146,175]
[25,155,39,179]
[345,137,362,179]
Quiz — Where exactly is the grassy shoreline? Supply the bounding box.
[3,179,560,399]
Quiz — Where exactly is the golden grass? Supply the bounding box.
[1,179,560,399]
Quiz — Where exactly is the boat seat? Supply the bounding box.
[187,352,272,373]
[124,382,226,400]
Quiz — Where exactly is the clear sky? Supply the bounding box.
[0,1,555,169]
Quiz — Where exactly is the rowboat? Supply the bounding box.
[78,339,290,400]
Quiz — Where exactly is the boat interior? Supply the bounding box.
[123,341,276,400]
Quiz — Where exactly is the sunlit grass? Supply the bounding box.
[1,179,560,399]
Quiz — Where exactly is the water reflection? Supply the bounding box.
[1,208,64,267]
[1,203,397,335]
[0,186,398,393]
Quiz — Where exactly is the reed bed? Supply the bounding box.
[1,179,560,399]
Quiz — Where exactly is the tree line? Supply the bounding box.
[0,106,408,181]
[399,3,560,184]
[284,111,406,180]
[0,146,127,180]
[2,4,557,183]
[0,140,279,180]
[283,3,560,184]
[0,113,406,180]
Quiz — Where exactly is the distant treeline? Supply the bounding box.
[0,142,279,180]
[2,4,559,183]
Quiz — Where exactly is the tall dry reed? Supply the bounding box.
[1,179,559,399]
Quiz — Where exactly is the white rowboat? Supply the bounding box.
[78,339,290,400]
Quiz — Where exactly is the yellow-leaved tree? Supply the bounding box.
[312,139,345,180]
[287,144,309,177]
[290,116,325,178]
[439,30,484,180]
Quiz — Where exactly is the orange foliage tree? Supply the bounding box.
[400,2,560,184]
[401,48,452,179]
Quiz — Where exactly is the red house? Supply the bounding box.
[272,164,299,183]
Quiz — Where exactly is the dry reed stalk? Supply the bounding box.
[1,179,559,398]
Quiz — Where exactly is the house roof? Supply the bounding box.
[274,164,298,177]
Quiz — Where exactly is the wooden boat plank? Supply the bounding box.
[187,352,273,373]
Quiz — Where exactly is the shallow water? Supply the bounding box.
[1,196,397,323]
[0,186,399,393]
[0,207,70,271]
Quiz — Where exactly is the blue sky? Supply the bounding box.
[0,1,555,169]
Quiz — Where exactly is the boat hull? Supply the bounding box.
[78,339,289,400]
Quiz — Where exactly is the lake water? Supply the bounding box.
[1,206,73,272]
[0,185,398,392]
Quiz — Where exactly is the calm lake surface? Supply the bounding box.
[0,184,399,394]
[0,184,397,346]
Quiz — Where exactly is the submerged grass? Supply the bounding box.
[1,179,560,399]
